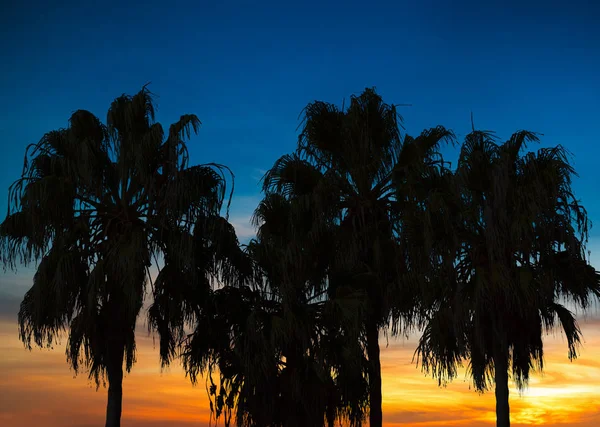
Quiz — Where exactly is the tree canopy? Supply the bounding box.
[0,86,236,427]
[2,87,598,427]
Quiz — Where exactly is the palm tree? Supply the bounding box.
[247,191,370,427]
[167,187,370,427]
[262,89,454,426]
[0,86,233,427]
[414,130,600,427]
[146,208,263,427]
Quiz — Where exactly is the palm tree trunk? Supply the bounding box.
[105,346,124,427]
[366,320,382,427]
[283,347,307,427]
[494,351,510,427]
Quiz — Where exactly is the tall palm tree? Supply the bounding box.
[414,130,600,427]
[0,86,233,427]
[263,88,454,426]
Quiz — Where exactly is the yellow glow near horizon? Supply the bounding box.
[1,317,599,426]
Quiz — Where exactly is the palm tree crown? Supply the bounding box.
[262,88,456,426]
[415,130,600,427]
[0,86,232,427]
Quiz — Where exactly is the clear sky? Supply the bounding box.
[1,0,599,425]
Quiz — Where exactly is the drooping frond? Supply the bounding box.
[106,86,156,144]
[547,302,582,360]
[415,304,467,387]
[297,100,345,163]
[262,153,325,198]
[18,245,87,349]
[2,86,238,393]
[416,127,599,400]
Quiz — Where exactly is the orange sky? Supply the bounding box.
[1,310,599,427]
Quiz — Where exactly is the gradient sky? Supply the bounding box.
[1,0,599,425]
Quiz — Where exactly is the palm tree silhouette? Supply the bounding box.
[248,191,369,426]
[414,130,600,427]
[171,187,369,426]
[262,89,454,426]
[4,84,597,427]
[260,89,399,426]
[0,86,232,427]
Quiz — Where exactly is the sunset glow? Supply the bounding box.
[2,1,599,425]
[1,313,598,426]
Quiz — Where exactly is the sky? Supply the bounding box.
[0,0,599,425]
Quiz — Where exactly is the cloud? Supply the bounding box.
[251,167,268,182]
[229,216,256,240]
[0,293,20,322]
[0,317,212,427]
[2,314,600,427]
[0,269,36,297]
[227,194,260,241]
[1,196,599,426]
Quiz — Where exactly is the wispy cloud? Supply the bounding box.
[0,293,20,322]
[2,205,599,427]
[229,216,256,240]
[251,168,268,183]
[227,194,261,241]
[2,318,599,426]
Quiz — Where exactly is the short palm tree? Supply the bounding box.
[171,187,370,427]
[415,130,600,427]
[0,86,232,427]
[247,191,370,427]
[146,208,259,427]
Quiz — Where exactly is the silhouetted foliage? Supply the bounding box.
[173,187,370,427]
[3,86,599,427]
[0,86,234,427]
[413,130,600,427]
[259,88,456,427]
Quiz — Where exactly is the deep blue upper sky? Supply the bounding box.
[1,0,599,295]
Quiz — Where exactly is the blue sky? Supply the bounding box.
[1,0,599,303]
